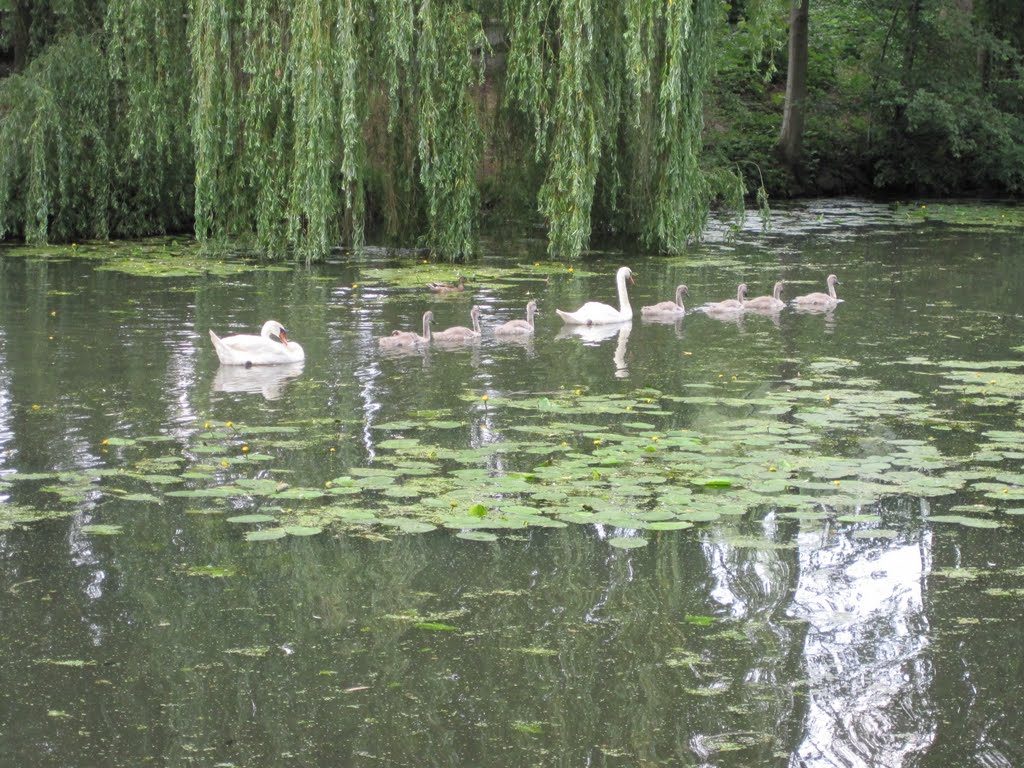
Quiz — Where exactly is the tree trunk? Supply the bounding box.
[777,0,809,174]
[903,0,922,85]
[11,1,33,73]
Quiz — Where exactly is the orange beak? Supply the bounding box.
[279,330,289,346]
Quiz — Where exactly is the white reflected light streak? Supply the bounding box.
[789,530,936,767]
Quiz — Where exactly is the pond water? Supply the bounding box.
[2,200,1024,767]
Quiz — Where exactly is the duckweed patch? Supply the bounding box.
[1,238,278,278]
[896,202,1024,231]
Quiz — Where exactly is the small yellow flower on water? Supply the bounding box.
[769,466,777,472]
[221,460,229,468]
[32,404,40,411]
[101,439,109,446]
[71,243,78,248]
[204,422,210,429]
[574,389,582,395]
[329,447,336,453]
[593,439,602,445]
[534,262,540,267]
[568,266,574,273]
[325,480,333,488]
[241,445,249,453]
[352,283,359,289]
[226,421,233,428]
[833,480,841,486]
[481,394,489,402]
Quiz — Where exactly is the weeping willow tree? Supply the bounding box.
[0,0,192,243]
[0,0,779,261]
[188,0,486,261]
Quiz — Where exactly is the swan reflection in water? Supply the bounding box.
[555,321,632,379]
[213,361,304,400]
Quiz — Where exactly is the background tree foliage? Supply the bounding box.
[708,0,1024,197]
[0,0,1021,262]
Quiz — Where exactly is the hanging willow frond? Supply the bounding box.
[414,3,488,260]
[0,0,783,261]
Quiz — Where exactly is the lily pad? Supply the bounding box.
[644,521,694,531]
[379,519,437,534]
[244,528,288,541]
[80,524,123,535]
[608,536,648,549]
[186,565,236,578]
[926,515,1002,529]
[227,514,278,524]
[225,646,271,657]
[415,622,458,631]
[456,531,499,542]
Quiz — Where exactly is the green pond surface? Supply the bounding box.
[2,200,1024,766]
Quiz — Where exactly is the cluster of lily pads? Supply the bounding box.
[4,355,1024,545]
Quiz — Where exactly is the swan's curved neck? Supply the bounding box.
[773,283,783,300]
[736,285,745,302]
[422,314,432,341]
[526,304,536,326]
[617,272,633,316]
[471,309,481,335]
[675,286,686,308]
[828,280,837,299]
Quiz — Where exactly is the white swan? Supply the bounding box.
[792,274,841,308]
[494,300,538,336]
[556,266,635,325]
[209,320,305,366]
[378,310,433,348]
[641,284,687,317]
[703,283,748,314]
[433,305,482,342]
[744,281,785,311]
